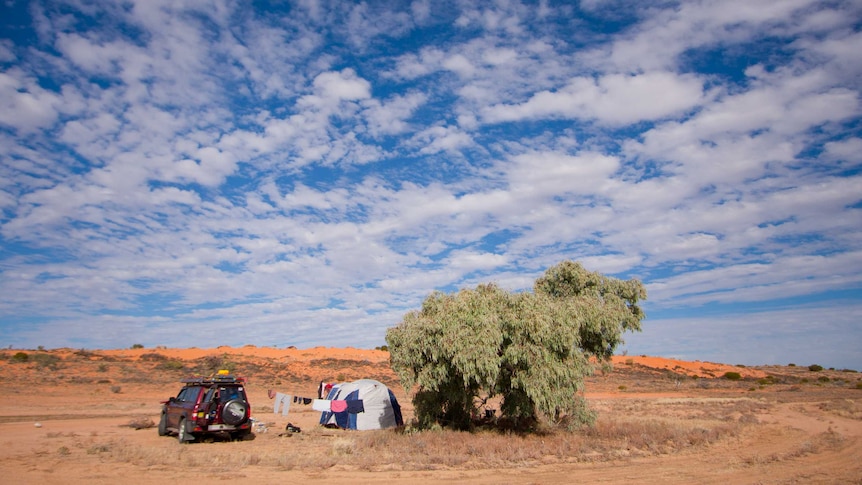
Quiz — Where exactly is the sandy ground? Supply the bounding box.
[1,346,860,484]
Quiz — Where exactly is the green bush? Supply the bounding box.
[12,352,28,362]
[33,353,60,369]
[139,352,167,361]
[130,343,144,349]
[158,360,184,371]
[722,372,742,381]
[817,376,830,383]
[808,364,824,372]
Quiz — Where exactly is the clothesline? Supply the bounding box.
[267,389,364,418]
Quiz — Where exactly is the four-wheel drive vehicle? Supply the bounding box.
[159,371,252,442]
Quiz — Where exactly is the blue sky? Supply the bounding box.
[1,0,860,369]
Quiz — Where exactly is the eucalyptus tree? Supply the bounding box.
[386,261,646,431]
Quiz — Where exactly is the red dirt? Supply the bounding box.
[1,346,859,484]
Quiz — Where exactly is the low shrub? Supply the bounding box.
[140,352,167,362]
[12,352,28,362]
[723,372,742,381]
[808,364,823,372]
[158,360,184,371]
[33,353,61,369]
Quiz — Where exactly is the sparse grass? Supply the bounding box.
[72,395,755,474]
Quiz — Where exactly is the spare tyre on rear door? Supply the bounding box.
[221,399,249,425]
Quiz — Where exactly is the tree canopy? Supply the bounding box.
[385,261,646,431]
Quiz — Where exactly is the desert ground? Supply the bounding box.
[1,346,860,484]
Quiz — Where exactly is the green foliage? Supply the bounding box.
[386,261,646,431]
[808,364,824,372]
[159,360,184,371]
[12,352,29,362]
[33,353,60,370]
[722,372,742,381]
[375,345,389,351]
[130,343,144,349]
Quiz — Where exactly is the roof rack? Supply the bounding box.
[181,371,245,385]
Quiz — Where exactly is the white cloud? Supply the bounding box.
[311,69,372,102]
[0,69,62,132]
[1,0,860,369]
[506,151,619,196]
[362,92,427,136]
[482,71,704,125]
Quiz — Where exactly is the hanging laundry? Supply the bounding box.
[311,399,331,412]
[330,399,348,413]
[273,392,293,416]
[280,394,291,417]
[346,399,365,414]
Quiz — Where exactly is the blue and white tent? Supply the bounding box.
[319,379,403,430]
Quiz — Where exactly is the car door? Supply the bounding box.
[167,386,200,429]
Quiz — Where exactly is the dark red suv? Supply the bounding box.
[158,371,252,443]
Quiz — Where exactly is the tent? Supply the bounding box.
[318,379,403,430]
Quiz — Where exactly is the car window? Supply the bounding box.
[178,386,202,402]
[219,386,242,402]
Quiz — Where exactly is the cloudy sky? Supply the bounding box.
[2,0,860,369]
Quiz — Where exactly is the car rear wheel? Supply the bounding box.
[177,417,192,443]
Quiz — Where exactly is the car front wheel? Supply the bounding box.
[158,412,167,436]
